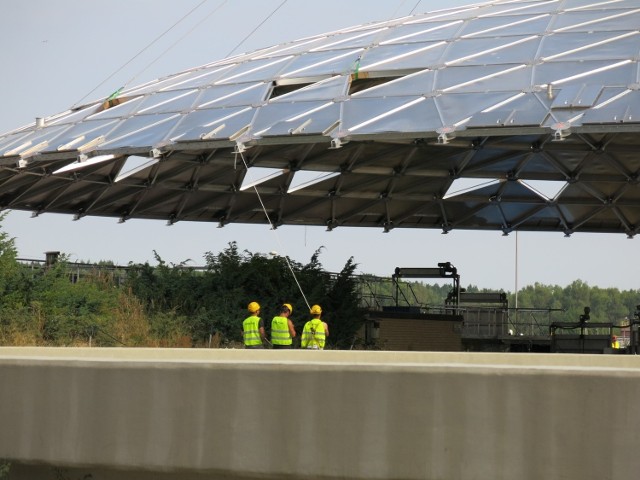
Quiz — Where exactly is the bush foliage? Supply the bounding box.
[0,227,366,347]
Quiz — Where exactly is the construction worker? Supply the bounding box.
[612,335,620,349]
[271,303,296,349]
[242,301,266,349]
[301,304,329,350]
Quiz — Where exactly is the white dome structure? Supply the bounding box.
[1,0,640,236]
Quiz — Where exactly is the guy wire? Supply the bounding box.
[409,1,423,14]
[73,0,213,108]
[122,0,230,91]
[235,149,311,310]
[226,0,288,57]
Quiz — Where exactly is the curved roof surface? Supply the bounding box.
[1,0,640,236]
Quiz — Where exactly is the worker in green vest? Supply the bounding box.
[301,304,329,350]
[242,301,266,349]
[270,303,297,349]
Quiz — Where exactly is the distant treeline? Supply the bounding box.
[387,279,639,325]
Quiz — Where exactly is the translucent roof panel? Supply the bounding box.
[345,97,445,134]
[135,90,200,115]
[562,0,639,9]
[378,21,464,45]
[214,56,294,84]
[156,65,235,91]
[101,114,182,149]
[351,70,436,98]
[252,101,337,135]
[582,90,640,124]
[520,179,568,201]
[359,42,448,72]
[257,102,340,137]
[115,155,159,183]
[196,83,271,108]
[86,97,145,121]
[458,14,552,38]
[533,60,636,87]
[252,37,332,60]
[343,96,425,132]
[0,132,35,156]
[436,92,518,123]
[434,64,532,93]
[269,76,348,103]
[444,35,542,66]
[118,73,193,97]
[474,1,561,17]
[52,154,119,175]
[279,49,364,78]
[288,170,340,194]
[2,0,640,236]
[444,178,502,200]
[240,167,288,191]
[308,28,389,51]
[2,125,71,157]
[45,105,103,127]
[538,31,640,62]
[45,119,120,153]
[592,87,634,109]
[552,8,640,33]
[169,107,256,142]
[466,93,552,127]
[550,84,602,109]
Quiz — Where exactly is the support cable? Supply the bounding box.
[235,149,311,310]
[226,0,288,57]
[391,0,414,18]
[409,1,423,14]
[72,0,213,108]
[122,0,230,91]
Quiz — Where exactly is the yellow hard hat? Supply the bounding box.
[247,301,260,313]
[283,303,293,314]
[310,304,322,315]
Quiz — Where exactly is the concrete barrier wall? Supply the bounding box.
[1,347,640,480]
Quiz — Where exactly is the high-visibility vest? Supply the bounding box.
[302,319,326,349]
[271,316,292,345]
[243,316,262,346]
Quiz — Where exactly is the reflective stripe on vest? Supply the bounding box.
[271,316,292,345]
[302,319,325,349]
[243,316,262,346]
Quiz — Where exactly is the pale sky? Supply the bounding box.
[1,0,639,292]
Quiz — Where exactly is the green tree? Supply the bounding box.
[322,257,362,349]
[124,242,365,348]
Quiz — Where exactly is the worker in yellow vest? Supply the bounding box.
[611,335,620,349]
[301,304,329,350]
[242,301,266,349]
[271,303,296,349]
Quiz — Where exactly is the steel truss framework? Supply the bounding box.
[1,0,640,237]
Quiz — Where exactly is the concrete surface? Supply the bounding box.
[1,347,639,479]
